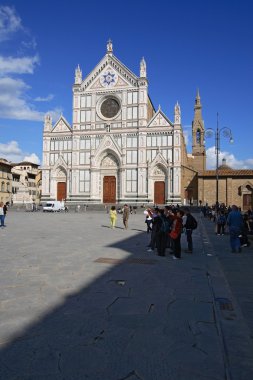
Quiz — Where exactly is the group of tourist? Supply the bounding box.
[144,206,198,260]
[202,203,252,252]
[108,204,198,259]
[109,204,130,230]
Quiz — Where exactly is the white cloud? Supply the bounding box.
[0,55,39,75]
[0,140,40,164]
[23,153,40,164]
[34,94,54,102]
[0,77,62,121]
[206,146,253,169]
[0,6,22,42]
[0,140,21,155]
[0,76,44,120]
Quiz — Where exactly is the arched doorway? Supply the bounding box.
[57,182,66,201]
[54,167,67,201]
[103,176,116,203]
[154,181,165,204]
[153,165,166,205]
[100,153,119,204]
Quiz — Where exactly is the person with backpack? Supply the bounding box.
[183,207,198,253]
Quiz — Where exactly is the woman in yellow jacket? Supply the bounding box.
[109,205,117,229]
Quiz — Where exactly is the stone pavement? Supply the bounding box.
[0,210,252,380]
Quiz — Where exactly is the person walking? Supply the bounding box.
[216,211,226,235]
[183,207,197,253]
[226,205,244,253]
[122,204,130,229]
[109,205,117,229]
[3,203,8,226]
[145,214,152,234]
[0,202,5,228]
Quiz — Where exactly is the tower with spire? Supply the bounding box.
[191,90,206,172]
[74,64,82,85]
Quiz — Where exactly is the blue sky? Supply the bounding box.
[0,0,252,169]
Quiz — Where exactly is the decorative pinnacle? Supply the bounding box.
[107,39,113,53]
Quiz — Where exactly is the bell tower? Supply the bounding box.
[192,90,206,172]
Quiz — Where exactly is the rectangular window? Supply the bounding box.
[127,92,132,104]
[127,107,132,119]
[147,136,151,147]
[80,138,91,150]
[79,170,90,192]
[126,150,137,164]
[55,140,59,150]
[63,140,68,150]
[147,150,157,162]
[162,135,167,146]
[81,95,91,108]
[67,140,72,150]
[80,152,90,165]
[133,92,138,103]
[126,169,137,192]
[50,140,55,151]
[151,136,156,146]
[81,110,91,122]
[86,95,91,107]
[127,136,137,148]
[128,92,138,104]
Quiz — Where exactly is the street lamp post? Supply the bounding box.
[204,113,233,207]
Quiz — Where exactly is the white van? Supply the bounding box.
[43,201,65,212]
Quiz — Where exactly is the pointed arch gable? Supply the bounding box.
[52,116,72,133]
[94,147,121,168]
[150,152,168,171]
[147,109,173,128]
[94,135,122,166]
[52,155,67,171]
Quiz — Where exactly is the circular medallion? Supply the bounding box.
[100,97,120,119]
[100,70,118,88]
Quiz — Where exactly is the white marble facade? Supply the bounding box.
[42,41,184,205]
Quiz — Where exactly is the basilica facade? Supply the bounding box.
[42,41,202,205]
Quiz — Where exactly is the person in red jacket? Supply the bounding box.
[169,209,184,259]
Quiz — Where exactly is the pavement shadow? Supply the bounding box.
[0,230,156,380]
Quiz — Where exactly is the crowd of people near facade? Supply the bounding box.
[144,206,198,260]
[201,203,253,252]
[109,204,198,260]
[109,201,252,256]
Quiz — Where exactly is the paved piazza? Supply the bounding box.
[0,209,253,380]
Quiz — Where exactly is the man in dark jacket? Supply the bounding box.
[183,207,196,253]
[227,205,244,253]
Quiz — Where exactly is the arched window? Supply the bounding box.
[196,129,201,145]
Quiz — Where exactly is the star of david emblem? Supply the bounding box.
[100,70,118,87]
